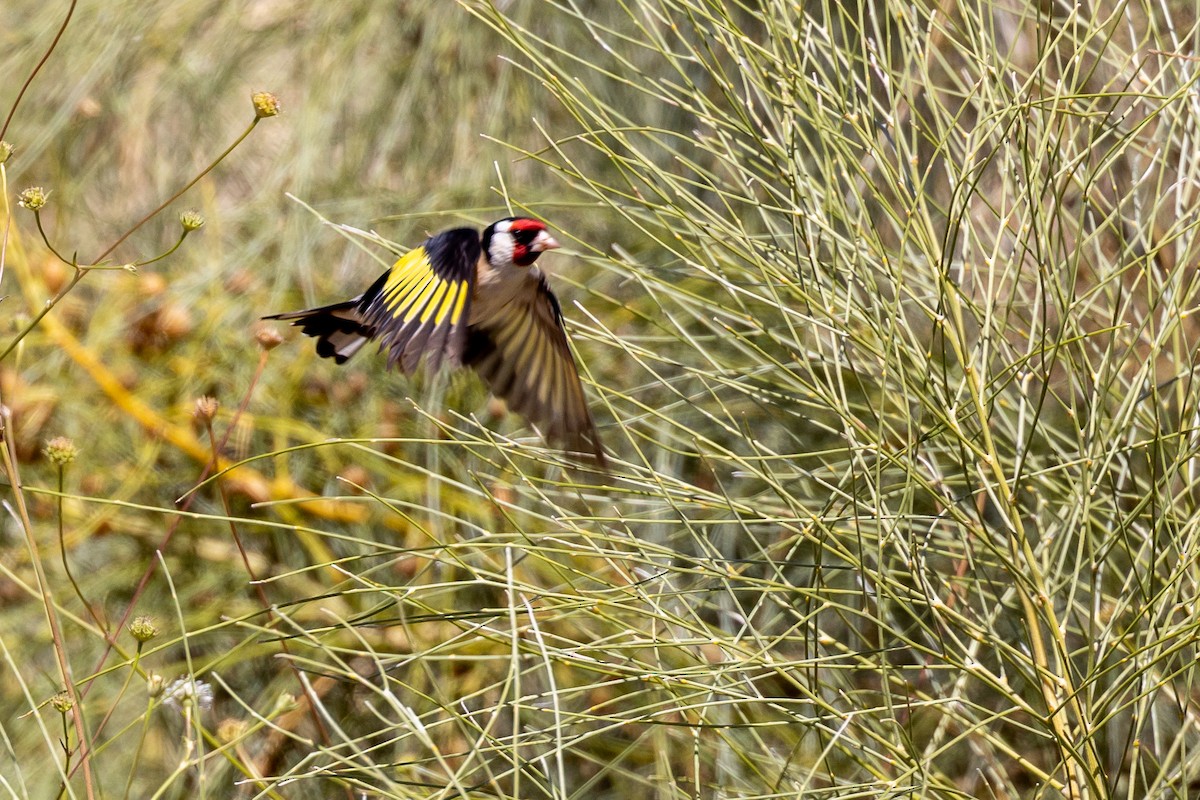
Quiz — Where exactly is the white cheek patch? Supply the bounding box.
[489,233,515,267]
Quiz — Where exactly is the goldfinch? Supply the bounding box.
[265,218,605,466]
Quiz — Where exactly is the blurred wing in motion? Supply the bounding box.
[356,227,480,373]
[464,274,605,467]
[265,228,479,372]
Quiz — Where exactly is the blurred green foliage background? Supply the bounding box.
[5,1,1200,798]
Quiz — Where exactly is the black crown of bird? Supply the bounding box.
[265,217,606,468]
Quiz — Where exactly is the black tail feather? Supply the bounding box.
[264,302,375,364]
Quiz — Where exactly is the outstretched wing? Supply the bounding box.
[356,227,480,374]
[464,273,605,467]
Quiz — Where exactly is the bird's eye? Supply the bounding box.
[511,229,537,246]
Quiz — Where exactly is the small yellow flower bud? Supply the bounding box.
[129,615,159,643]
[252,91,280,118]
[44,436,78,466]
[0,141,14,164]
[18,186,47,211]
[179,210,205,232]
[217,717,248,744]
[50,691,73,713]
[147,673,165,698]
[194,396,219,422]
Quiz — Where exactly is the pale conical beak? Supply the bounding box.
[532,230,561,252]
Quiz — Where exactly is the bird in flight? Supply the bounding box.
[265,217,605,467]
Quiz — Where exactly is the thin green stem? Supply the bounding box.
[57,465,106,632]
[0,268,84,362]
[120,681,153,800]
[55,712,71,800]
[0,0,77,141]
[34,210,72,266]
[0,115,261,364]
[196,352,345,794]
[81,349,273,715]
[91,116,259,266]
[134,229,190,268]
[0,407,96,800]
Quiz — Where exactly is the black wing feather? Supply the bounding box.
[355,227,480,374]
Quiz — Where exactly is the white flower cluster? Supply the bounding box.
[162,677,214,712]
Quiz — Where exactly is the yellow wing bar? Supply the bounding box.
[357,228,482,374]
[380,249,469,327]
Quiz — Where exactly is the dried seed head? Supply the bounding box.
[194,396,219,423]
[254,324,283,351]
